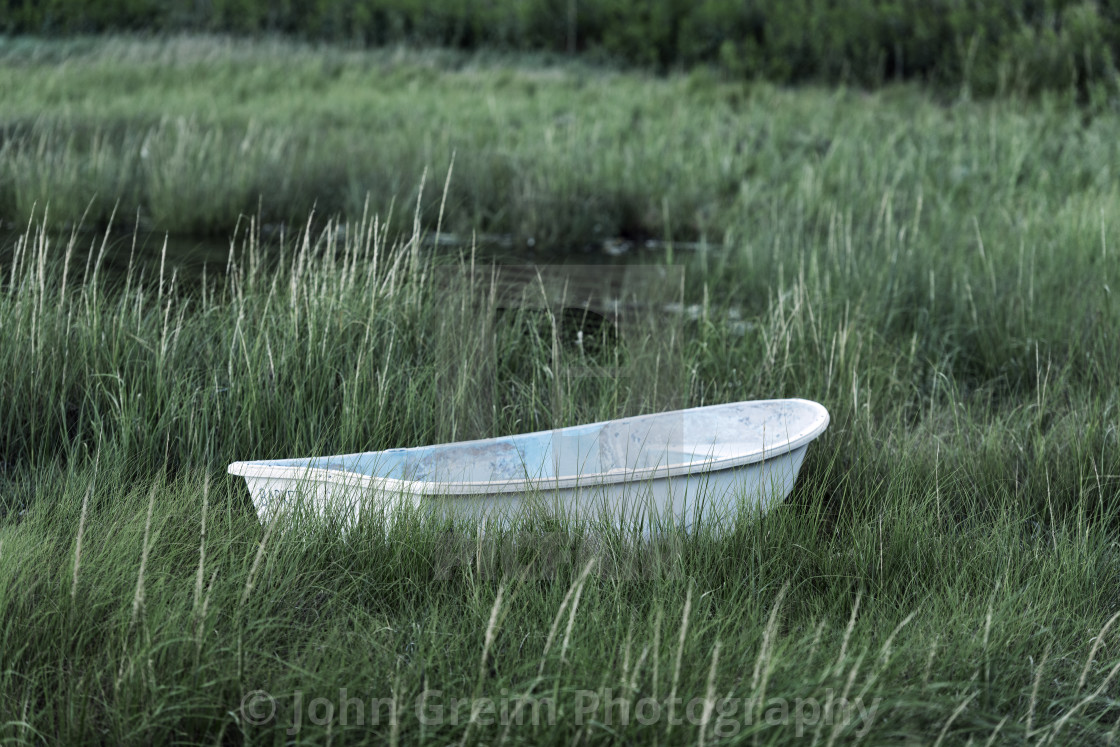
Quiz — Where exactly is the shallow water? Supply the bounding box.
[0,224,712,289]
[0,227,233,288]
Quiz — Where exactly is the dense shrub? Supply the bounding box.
[2,0,1118,94]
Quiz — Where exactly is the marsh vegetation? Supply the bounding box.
[2,36,1119,744]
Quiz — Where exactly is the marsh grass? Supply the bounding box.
[2,36,1120,744]
[4,36,1115,246]
[2,194,1118,741]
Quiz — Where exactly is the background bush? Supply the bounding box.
[3,0,1119,95]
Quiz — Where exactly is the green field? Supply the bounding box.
[2,36,1120,744]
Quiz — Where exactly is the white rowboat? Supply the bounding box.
[228,398,829,532]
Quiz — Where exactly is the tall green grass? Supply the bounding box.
[3,37,1120,743]
[0,206,690,477]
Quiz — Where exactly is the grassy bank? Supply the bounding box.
[2,36,1118,245]
[3,36,1120,744]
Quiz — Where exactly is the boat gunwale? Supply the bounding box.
[227,399,829,496]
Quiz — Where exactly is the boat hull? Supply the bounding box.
[229,399,828,533]
[236,444,809,532]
